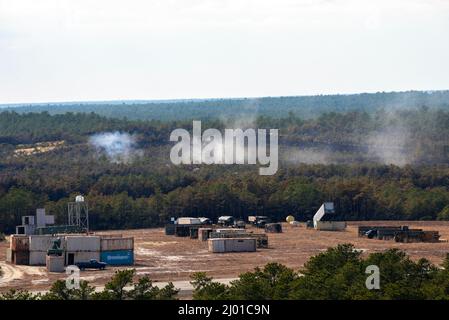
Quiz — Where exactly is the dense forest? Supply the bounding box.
[2,90,449,121]
[1,101,449,233]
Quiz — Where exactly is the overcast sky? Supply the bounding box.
[1,0,448,103]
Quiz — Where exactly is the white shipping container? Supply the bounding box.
[177,217,202,225]
[208,238,256,253]
[29,235,60,251]
[99,234,123,239]
[66,236,100,252]
[100,237,134,251]
[215,229,246,234]
[29,251,47,266]
[66,251,100,265]
[226,238,256,252]
[208,239,226,253]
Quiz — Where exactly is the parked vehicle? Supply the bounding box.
[254,216,270,228]
[75,259,107,270]
[234,220,246,228]
[217,216,235,227]
[199,217,212,225]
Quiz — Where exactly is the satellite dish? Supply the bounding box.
[286,215,295,223]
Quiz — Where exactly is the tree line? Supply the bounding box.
[1,110,449,232]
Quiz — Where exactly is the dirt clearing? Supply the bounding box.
[1,221,449,292]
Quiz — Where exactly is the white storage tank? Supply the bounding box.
[66,236,100,252]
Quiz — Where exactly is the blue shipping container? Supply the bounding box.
[100,250,134,265]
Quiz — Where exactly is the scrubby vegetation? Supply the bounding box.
[1,107,449,233]
[0,269,179,300]
[190,244,449,300]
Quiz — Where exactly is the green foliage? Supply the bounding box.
[228,263,298,300]
[291,244,364,300]
[190,272,229,300]
[93,269,136,300]
[437,205,449,220]
[128,276,179,300]
[1,109,449,233]
[0,271,178,300]
[40,280,95,300]
[192,245,449,300]
[0,289,39,300]
[41,280,74,300]
[91,269,179,300]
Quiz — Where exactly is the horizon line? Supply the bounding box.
[1,89,448,107]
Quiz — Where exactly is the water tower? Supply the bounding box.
[68,195,89,232]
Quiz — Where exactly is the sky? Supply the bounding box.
[0,0,449,104]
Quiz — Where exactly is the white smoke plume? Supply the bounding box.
[283,147,331,165]
[366,125,413,166]
[89,132,142,163]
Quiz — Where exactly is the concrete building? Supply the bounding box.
[15,209,55,235]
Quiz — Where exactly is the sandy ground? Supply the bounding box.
[1,221,449,293]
